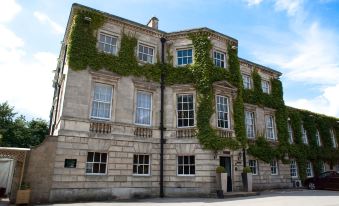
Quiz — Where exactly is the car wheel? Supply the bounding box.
[308,182,316,190]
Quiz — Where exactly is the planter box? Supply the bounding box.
[16,189,31,204]
[241,173,253,192]
[221,173,228,193]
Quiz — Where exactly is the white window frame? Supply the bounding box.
[90,83,113,120]
[133,154,151,176]
[177,155,195,176]
[216,95,230,129]
[306,161,313,177]
[288,121,293,144]
[265,115,276,140]
[135,91,152,126]
[85,152,107,175]
[270,160,278,175]
[330,129,337,148]
[245,111,256,139]
[213,50,226,68]
[138,43,155,64]
[261,80,270,94]
[249,160,258,175]
[320,161,326,173]
[242,74,252,89]
[98,32,118,55]
[301,124,308,144]
[177,94,195,128]
[316,129,322,146]
[290,159,298,178]
[176,48,193,66]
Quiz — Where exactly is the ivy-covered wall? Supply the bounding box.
[67,9,339,180]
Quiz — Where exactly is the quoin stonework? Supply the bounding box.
[8,3,338,203]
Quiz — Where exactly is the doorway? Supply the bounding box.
[220,156,232,192]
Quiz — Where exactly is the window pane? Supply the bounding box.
[178,156,183,164]
[87,152,94,162]
[99,164,106,173]
[144,155,149,164]
[178,166,183,174]
[93,163,99,173]
[184,166,189,174]
[101,153,107,163]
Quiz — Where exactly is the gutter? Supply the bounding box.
[160,37,166,198]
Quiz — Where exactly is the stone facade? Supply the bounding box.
[24,3,296,203]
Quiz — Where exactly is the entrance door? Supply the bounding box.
[220,156,232,192]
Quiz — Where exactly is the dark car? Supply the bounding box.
[304,171,339,190]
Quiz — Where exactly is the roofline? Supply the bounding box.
[238,57,282,76]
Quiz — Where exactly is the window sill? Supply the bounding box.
[177,174,196,177]
[132,174,151,177]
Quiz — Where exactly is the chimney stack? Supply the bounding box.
[147,17,159,29]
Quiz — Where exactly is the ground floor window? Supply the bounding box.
[86,152,107,174]
[177,155,195,176]
[306,161,313,177]
[249,160,258,175]
[290,159,298,177]
[270,160,278,175]
[133,154,150,175]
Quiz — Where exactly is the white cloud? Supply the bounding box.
[274,0,304,16]
[0,0,21,23]
[33,11,64,34]
[245,0,263,6]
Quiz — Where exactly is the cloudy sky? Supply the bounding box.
[1,0,339,120]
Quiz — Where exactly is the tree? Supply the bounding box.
[0,102,49,148]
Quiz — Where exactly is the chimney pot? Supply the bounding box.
[147,16,159,29]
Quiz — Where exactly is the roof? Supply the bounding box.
[238,57,282,76]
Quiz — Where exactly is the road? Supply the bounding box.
[42,190,339,206]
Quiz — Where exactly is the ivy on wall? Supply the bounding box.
[67,9,339,180]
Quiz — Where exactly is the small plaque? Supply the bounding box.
[64,159,77,168]
[223,151,230,154]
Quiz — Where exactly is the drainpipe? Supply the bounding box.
[160,37,166,198]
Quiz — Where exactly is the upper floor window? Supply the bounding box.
[177,155,195,176]
[301,124,308,144]
[330,129,337,148]
[86,152,107,174]
[216,95,229,129]
[245,111,255,139]
[91,83,113,120]
[316,129,321,146]
[133,154,150,175]
[177,94,194,127]
[306,161,313,177]
[270,159,278,175]
[265,115,276,140]
[98,33,117,55]
[177,49,192,66]
[290,159,298,177]
[242,74,252,89]
[213,51,225,68]
[135,91,152,126]
[249,160,258,175]
[288,121,293,144]
[138,44,154,64]
[261,80,270,94]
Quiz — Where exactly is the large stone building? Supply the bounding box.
[10,3,338,203]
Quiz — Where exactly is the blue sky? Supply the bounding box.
[1,0,339,120]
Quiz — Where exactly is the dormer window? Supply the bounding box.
[177,49,192,66]
[213,51,226,68]
[98,33,117,55]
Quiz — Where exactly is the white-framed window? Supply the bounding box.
[330,129,337,148]
[290,159,298,177]
[138,44,154,63]
[249,160,258,175]
[270,160,278,175]
[320,161,326,173]
[213,51,226,68]
[306,161,313,177]
[261,80,270,94]
[177,49,193,66]
[301,124,308,144]
[177,94,194,128]
[135,91,152,126]
[91,83,113,120]
[177,155,195,176]
[242,74,252,89]
[86,152,107,174]
[216,95,229,129]
[245,111,255,139]
[316,129,321,146]
[133,154,150,175]
[98,33,117,55]
[265,115,276,140]
[288,121,293,144]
